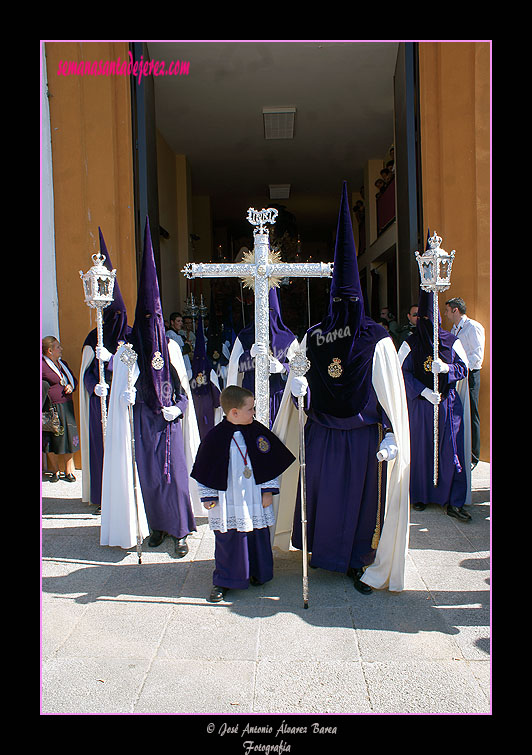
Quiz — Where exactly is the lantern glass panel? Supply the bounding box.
[97,277,111,297]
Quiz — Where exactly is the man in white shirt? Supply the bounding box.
[445,297,485,469]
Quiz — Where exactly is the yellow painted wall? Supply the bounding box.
[156,130,181,317]
[418,41,490,461]
[45,41,137,467]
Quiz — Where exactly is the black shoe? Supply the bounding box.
[447,505,472,522]
[347,567,373,595]
[92,506,101,515]
[208,585,228,603]
[413,502,426,511]
[250,576,264,586]
[49,472,59,483]
[64,473,76,482]
[174,536,189,558]
[148,530,166,547]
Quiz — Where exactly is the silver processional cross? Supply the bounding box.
[182,207,333,426]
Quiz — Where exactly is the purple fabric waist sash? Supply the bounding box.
[306,403,381,431]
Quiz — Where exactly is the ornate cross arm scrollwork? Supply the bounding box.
[268,262,333,279]
[182,262,258,279]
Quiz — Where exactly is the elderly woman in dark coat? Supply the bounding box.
[42,336,79,482]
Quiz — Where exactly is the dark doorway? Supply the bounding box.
[130,42,161,289]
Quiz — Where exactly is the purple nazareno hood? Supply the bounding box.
[305,181,388,417]
[130,217,173,414]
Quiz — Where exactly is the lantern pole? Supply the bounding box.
[79,250,117,443]
[432,287,440,485]
[289,348,311,609]
[415,232,456,486]
[95,307,107,436]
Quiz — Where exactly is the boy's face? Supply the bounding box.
[229,396,255,425]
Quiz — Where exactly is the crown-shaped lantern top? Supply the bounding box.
[79,251,117,308]
[414,232,455,293]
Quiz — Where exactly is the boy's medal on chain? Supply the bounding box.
[232,436,252,478]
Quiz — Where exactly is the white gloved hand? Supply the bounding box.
[291,376,308,397]
[269,356,286,374]
[431,358,450,374]
[121,387,136,406]
[94,383,108,397]
[377,433,398,462]
[250,342,268,357]
[95,345,113,362]
[421,387,441,405]
[161,405,182,421]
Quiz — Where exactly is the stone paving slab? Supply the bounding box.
[41,462,491,718]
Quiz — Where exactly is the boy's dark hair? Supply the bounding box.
[220,385,254,414]
[445,297,467,315]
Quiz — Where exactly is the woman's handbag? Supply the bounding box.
[42,405,64,436]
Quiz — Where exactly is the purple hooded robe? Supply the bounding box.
[190,316,221,440]
[400,274,468,508]
[129,218,196,539]
[290,182,395,574]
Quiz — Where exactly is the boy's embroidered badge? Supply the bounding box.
[257,436,271,453]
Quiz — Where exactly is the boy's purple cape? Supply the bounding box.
[190,418,295,491]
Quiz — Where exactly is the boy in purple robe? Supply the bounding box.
[191,385,295,603]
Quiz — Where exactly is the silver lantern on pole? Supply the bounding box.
[183,291,199,325]
[414,231,456,486]
[79,250,117,441]
[199,293,208,319]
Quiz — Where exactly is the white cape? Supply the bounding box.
[167,338,203,515]
[272,334,411,592]
[100,344,150,549]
